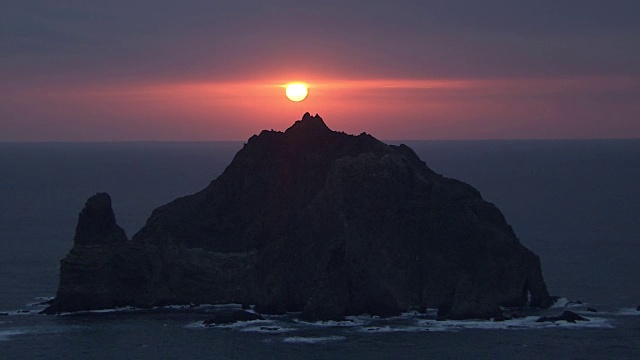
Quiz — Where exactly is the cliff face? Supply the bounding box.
[45,113,552,319]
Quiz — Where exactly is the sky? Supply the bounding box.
[2,0,640,141]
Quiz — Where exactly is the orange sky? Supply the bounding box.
[3,75,639,141]
[3,2,640,141]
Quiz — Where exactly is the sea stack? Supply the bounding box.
[45,113,552,319]
[74,193,127,246]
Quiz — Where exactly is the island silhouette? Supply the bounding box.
[44,113,552,320]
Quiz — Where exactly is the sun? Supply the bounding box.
[285,83,308,102]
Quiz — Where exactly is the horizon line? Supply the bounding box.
[2,137,640,144]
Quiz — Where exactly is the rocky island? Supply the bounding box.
[44,113,552,320]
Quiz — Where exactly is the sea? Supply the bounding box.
[1,139,639,359]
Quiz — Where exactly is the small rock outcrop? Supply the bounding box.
[202,310,264,326]
[536,310,589,323]
[45,113,553,319]
[74,193,127,245]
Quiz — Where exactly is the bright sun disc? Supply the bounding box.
[285,83,308,102]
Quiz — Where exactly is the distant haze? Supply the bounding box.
[2,1,639,141]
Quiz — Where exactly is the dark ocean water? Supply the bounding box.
[1,140,639,359]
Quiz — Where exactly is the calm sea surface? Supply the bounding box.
[1,140,639,359]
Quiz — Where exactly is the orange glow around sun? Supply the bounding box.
[285,83,308,102]
[27,74,638,141]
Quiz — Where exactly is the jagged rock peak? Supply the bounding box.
[285,112,331,136]
[74,192,127,246]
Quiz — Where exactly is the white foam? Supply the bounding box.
[59,306,139,315]
[57,303,246,315]
[397,309,439,317]
[550,298,588,309]
[413,316,614,331]
[239,325,295,333]
[551,297,570,308]
[178,303,244,311]
[282,336,346,344]
[295,317,368,327]
[161,305,195,310]
[186,317,280,331]
[3,310,37,316]
[359,325,430,333]
[0,330,28,341]
[203,319,275,329]
[348,316,614,333]
[184,321,206,329]
[613,308,640,316]
[0,324,78,341]
[26,298,54,307]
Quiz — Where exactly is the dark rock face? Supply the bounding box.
[74,193,127,245]
[45,113,552,319]
[437,273,502,320]
[203,310,264,326]
[536,310,589,323]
